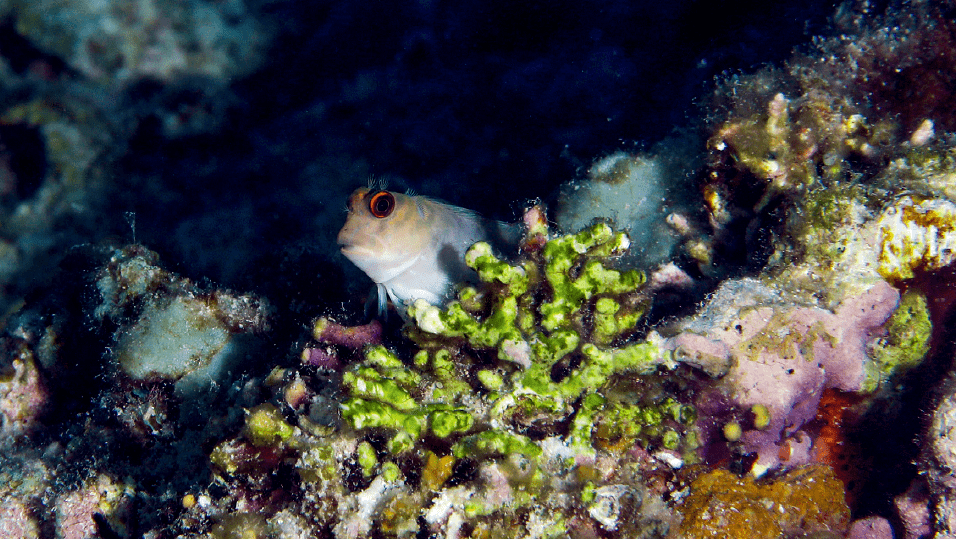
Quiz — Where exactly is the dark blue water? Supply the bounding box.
[109,0,840,296]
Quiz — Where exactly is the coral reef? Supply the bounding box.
[191,217,708,538]
[1,0,956,537]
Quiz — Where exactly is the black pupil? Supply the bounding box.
[373,194,393,215]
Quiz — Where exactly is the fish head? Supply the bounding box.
[337,187,431,283]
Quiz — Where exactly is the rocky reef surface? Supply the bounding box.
[0,0,955,537]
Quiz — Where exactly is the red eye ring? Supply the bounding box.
[368,190,396,218]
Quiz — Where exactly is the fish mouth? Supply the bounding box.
[338,228,391,259]
[339,243,390,269]
[338,242,373,257]
[337,231,368,256]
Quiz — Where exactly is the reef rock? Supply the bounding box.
[671,278,899,474]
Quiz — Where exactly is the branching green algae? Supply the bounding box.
[339,218,696,458]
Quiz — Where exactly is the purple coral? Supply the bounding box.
[846,516,893,539]
[313,318,383,349]
[302,347,341,370]
[670,279,899,473]
[305,318,384,369]
[894,479,932,538]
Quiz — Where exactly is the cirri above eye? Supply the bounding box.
[368,191,395,218]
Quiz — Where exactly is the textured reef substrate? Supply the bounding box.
[1,0,956,537]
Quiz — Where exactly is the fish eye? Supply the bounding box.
[368,191,395,218]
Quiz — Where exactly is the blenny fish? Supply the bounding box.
[337,184,521,317]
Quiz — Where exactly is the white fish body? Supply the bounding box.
[337,186,520,316]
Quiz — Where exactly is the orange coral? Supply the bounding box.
[810,388,871,508]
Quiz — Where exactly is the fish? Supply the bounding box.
[337,183,522,317]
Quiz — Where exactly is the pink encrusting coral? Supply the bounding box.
[670,278,899,473]
[54,474,132,538]
[0,495,40,538]
[0,345,48,440]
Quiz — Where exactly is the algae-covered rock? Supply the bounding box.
[678,464,850,538]
[245,403,296,448]
[876,196,956,281]
[555,149,692,269]
[96,245,269,396]
[116,295,233,381]
[871,289,931,377]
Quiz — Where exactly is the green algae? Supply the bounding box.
[245,404,295,447]
[872,290,931,376]
[751,403,772,429]
[338,222,668,454]
[319,217,704,538]
[356,441,377,477]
